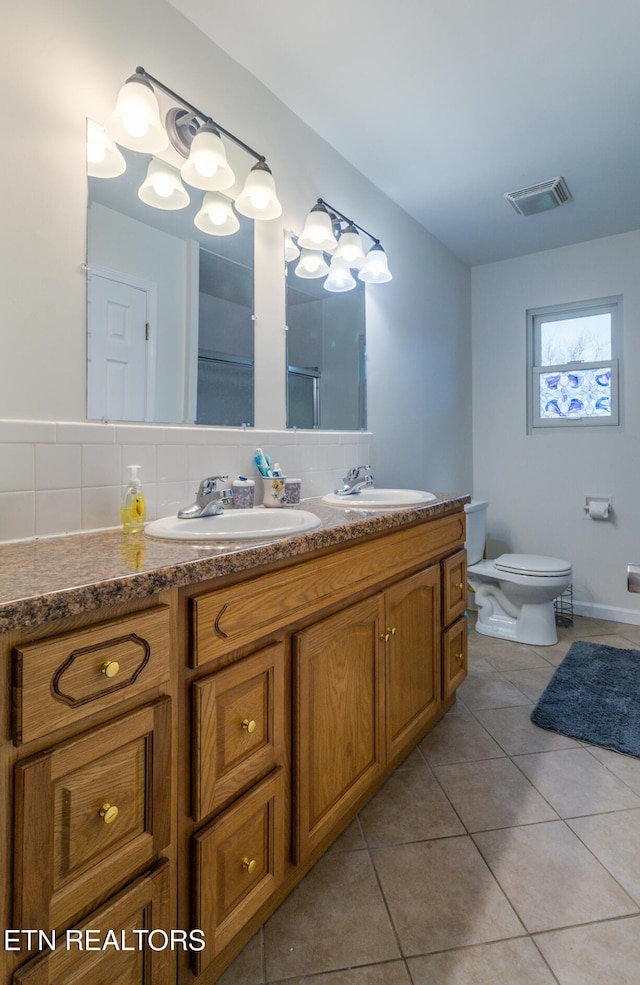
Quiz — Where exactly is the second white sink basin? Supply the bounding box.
[145,508,322,541]
[322,488,437,509]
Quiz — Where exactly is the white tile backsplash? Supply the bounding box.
[0,420,372,542]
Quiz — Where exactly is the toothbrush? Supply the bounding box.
[254,448,272,477]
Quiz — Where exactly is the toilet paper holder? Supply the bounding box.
[584,496,613,520]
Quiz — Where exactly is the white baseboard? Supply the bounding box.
[572,600,640,626]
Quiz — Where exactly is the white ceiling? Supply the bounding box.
[167,0,640,266]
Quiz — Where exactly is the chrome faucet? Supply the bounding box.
[178,476,234,518]
[334,465,375,496]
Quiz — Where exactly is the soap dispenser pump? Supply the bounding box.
[121,465,146,533]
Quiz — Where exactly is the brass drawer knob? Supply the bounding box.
[99,803,119,824]
[101,660,120,678]
[242,857,257,874]
[242,719,257,734]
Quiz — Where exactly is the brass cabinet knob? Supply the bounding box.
[99,803,119,824]
[454,582,465,590]
[390,627,397,636]
[242,719,257,734]
[101,660,120,678]
[380,632,390,642]
[242,857,257,874]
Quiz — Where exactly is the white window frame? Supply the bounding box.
[527,296,622,432]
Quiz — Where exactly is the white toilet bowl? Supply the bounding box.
[464,501,572,646]
[467,553,572,645]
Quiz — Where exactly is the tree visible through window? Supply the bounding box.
[527,298,621,430]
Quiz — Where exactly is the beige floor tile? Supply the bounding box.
[263,850,399,981]
[618,624,640,644]
[473,821,638,932]
[372,836,524,955]
[456,672,532,711]
[216,930,264,985]
[475,705,581,755]
[534,915,640,985]
[434,758,558,831]
[270,960,412,985]
[483,646,552,673]
[407,937,557,985]
[326,817,366,853]
[500,665,556,702]
[584,745,640,795]
[568,809,640,903]
[359,764,464,846]
[528,639,573,666]
[583,633,640,649]
[419,704,504,766]
[513,748,640,817]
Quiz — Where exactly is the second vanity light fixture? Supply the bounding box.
[88,66,282,234]
[288,199,392,291]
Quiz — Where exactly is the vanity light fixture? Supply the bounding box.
[86,120,126,179]
[284,230,300,262]
[291,198,392,290]
[138,158,190,210]
[100,66,282,232]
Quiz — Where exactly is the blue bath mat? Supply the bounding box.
[531,640,640,758]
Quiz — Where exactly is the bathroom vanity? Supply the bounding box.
[0,494,468,985]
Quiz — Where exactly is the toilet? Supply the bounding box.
[464,500,572,646]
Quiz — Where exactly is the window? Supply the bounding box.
[527,296,622,431]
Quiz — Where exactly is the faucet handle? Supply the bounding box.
[197,475,228,495]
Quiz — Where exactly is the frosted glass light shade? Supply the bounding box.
[235,163,282,219]
[324,257,357,292]
[105,74,168,154]
[194,192,240,236]
[294,249,330,279]
[138,159,190,210]
[86,120,126,178]
[333,225,365,269]
[358,244,392,283]
[181,124,235,191]
[284,231,300,262]
[298,205,338,252]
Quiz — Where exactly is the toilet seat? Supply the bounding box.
[494,553,572,577]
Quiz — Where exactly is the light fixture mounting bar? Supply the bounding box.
[317,198,380,245]
[136,66,265,163]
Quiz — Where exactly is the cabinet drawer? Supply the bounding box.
[12,860,172,985]
[13,697,171,930]
[12,606,171,745]
[193,768,285,973]
[191,513,465,667]
[192,643,285,820]
[442,549,467,627]
[442,616,468,699]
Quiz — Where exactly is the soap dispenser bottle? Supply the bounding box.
[121,465,146,533]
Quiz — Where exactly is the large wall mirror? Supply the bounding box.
[87,141,254,426]
[285,256,366,431]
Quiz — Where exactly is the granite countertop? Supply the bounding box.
[0,493,469,634]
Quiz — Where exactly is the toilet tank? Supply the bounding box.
[464,500,488,565]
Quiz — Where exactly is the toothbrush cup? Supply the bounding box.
[263,476,287,508]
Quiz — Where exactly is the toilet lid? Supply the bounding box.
[494,553,572,576]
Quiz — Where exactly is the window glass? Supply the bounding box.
[527,297,621,430]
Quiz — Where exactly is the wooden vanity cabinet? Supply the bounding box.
[1,505,468,985]
[2,599,175,985]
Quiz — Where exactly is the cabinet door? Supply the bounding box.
[13,698,171,931]
[442,549,467,627]
[192,768,285,974]
[192,642,285,820]
[13,860,172,985]
[294,595,385,861]
[442,615,468,699]
[385,566,441,761]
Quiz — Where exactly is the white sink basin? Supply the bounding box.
[322,488,437,509]
[145,508,322,542]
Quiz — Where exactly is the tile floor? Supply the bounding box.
[218,615,640,985]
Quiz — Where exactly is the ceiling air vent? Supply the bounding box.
[504,177,572,216]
